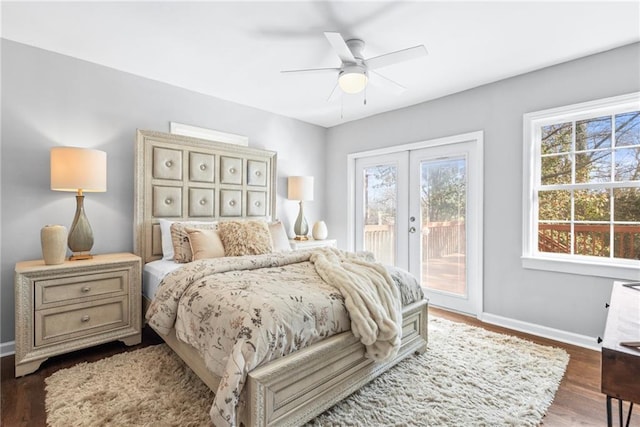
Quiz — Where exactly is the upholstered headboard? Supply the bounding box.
[134,130,277,263]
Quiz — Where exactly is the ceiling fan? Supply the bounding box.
[282,32,428,99]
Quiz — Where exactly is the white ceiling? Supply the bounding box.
[2,1,639,128]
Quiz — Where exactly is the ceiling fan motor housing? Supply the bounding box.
[345,39,366,60]
[340,64,367,76]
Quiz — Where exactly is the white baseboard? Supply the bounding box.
[480,312,601,352]
[1,341,15,357]
[0,316,600,357]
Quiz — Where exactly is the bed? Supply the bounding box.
[134,130,429,426]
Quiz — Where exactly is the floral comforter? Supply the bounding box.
[146,248,423,427]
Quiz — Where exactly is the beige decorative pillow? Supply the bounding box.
[186,228,226,261]
[170,222,218,263]
[269,221,292,252]
[218,220,273,256]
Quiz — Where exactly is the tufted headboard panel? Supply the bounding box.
[134,130,277,263]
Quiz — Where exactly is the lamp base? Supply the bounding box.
[67,194,95,260]
[293,200,309,241]
[69,252,93,261]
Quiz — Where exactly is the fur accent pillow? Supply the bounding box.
[269,221,292,252]
[170,222,218,263]
[218,220,273,256]
[186,228,226,261]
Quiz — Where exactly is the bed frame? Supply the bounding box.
[134,129,429,426]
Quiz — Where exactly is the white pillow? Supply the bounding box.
[159,219,175,260]
[269,221,292,252]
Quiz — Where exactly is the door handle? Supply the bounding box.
[409,226,417,233]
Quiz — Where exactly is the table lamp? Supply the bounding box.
[51,147,107,260]
[288,176,314,241]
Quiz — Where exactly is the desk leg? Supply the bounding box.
[607,395,612,427]
[625,402,633,427]
[619,399,624,426]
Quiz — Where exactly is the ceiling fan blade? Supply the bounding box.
[327,82,341,102]
[324,31,356,64]
[366,45,427,70]
[281,67,339,74]
[369,71,406,94]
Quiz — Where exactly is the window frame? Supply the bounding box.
[522,92,640,280]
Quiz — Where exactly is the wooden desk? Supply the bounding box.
[601,281,640,427]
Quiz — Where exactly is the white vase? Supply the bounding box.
[312,221,328,240]
[41,225,67,265]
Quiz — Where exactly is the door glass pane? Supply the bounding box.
[420,157,466,295]
[363,165,396,265]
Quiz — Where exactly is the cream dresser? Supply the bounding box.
[14,252,141,377]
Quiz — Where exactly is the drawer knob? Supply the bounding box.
[81,315,90,322]
[81,286,91,293]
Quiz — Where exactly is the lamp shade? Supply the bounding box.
[51,147,107,193]
[338,70,368,94]
[288,176,314,201]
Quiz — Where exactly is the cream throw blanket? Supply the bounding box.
[311,248,403,361]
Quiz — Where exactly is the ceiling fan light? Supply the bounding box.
[338,71,368,94]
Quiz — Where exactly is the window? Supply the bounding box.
[523,93,640,280]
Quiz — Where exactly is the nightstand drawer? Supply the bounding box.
[35,270,129,309]
[35,296,129,347]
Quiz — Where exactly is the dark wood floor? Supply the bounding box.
[1,308,630,426]
[431,308,626,426]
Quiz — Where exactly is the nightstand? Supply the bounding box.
[14,253,142,377]
[289,239,337,250]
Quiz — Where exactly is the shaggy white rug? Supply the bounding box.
[45,318,569,427]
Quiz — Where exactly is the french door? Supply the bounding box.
[352,132,483,316]
[354,152,409,270]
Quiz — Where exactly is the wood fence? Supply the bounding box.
[538,223,640,259]
[364,222,640,261]
[364,221,465,263]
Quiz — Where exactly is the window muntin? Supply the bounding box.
[525,94,640,273]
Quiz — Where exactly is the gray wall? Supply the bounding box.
[326,43,640,339]
[2,38,638,347]
[0,40,327,344]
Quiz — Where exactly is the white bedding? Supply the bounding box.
[142,259,181,300]
[146,249,424,427]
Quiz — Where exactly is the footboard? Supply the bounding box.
[244,299,428,426]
